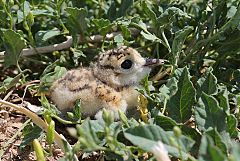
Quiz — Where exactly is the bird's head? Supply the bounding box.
[92,46,165,88]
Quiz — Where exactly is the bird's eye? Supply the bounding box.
[121,59,132,69]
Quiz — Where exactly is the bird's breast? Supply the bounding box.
[121,87,139,108]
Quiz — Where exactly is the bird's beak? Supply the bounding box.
[144,58,165,67]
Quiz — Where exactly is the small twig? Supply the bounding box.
[0,36,72,58]
[0,100,79,160]
[0,28,140,59]
[10,98,22,103]
[51,114,81,125]
[21,84,31,106]
[161,29,171,53]
[151,67,172,81]
[0,89,14,110]
[17,80,40,89]
[161,98,168,114]
[0,100,65,151]
[2,89,14,101]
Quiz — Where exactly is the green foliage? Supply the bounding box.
[107,0,134,21]
[124,124,194,159]
[0,29,26,67]
[0,0,240,160]
[20,123,43,149]
[33,139,46,161]
[66,99,82,123]
[195,93,227,132]
[166,67,196,123]
[39,65,67,93]
[65,7,88,44]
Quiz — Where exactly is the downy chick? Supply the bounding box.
[50,46,165,119]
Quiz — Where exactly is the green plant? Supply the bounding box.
[0,0,239,160]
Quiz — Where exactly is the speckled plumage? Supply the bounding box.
[50,46,164,119]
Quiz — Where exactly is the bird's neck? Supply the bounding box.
[91,67,136,92]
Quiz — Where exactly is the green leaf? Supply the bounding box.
[167,67,196,123]
[17,2,31,23]
[142,1,157,25]
[73,99,82,120]
[35,28,61,44]
[23,1,31,16]
[0,29,26,67]
[114,34,124,46]
[0,77,13,93]
[229,142,240,161]
[157,7,190,27]
[227,114,238,138]
[118,110,130,128]
[92,18,111,28]
[68,98,82,121]
[124,125,193,159]
[233,68,240,78]
[195,93,227,132]
[72,49,86,66]
[39,66,67,93]
[119,24,131,38]
[65,7,87,45]
[198,134,226,161]
[32,9,54,17]
[227,6,237,18]
[173,67,185,79]
[214,30,240,57]
[211,3,240,43]
[140,31,159,41]
[107,2,117,21]
[172,26,193,55]
[0,69,27,93]
[159,77,178,99]
[40,66,67,86]
[40,61,59,77]
[217,86,230,114]
[180,126,201,151]
[177,134,195,153]
[87,119,120,134]
[76,119,103,151]
[20,124,43,148]
[197,68,218,96]
[107,0,133,21]
[154,115,177,131]
[206,129,228,155]
[17,10,24,23]
[118,0,134,18]
[92,18,112,36]
[125,125,165,149]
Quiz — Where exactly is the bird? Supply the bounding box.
[50,46,165,120]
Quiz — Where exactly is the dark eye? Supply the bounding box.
[121,59,132,69]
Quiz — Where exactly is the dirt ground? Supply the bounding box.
[0,107,64,161]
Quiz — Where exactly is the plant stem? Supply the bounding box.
[3,3,14,29]
[56,0,69,34]
[0,100,65,151]
[162,98,167,114]
[161,29,171,53]
[16,61,23,73]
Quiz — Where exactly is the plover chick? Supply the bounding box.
[50,46,165,120]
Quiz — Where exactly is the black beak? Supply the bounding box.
[144,58,165,67]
